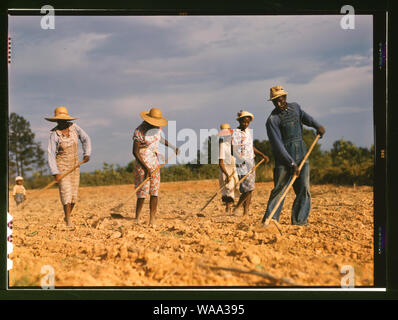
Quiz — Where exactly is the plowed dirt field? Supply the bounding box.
[8,180,374,287]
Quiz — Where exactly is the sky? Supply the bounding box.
[8,15,373,173]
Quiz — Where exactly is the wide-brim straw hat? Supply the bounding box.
[15,176,23,181]
[268,85,288,101]
[219,123,233,136]
[236,110,254,121]
[45,106,77,122]
[140,107,168,127]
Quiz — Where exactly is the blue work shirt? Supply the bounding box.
[266,102,321,167]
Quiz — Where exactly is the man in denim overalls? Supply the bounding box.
[262,86,325,226]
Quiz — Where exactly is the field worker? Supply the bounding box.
[218,123,239,214]
[12,176,26,206]
[46,106,91,227]
[261,86,325,226]
[232,110,270,216]
[133,107,178,226]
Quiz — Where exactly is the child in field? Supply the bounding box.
[232,110,269,216]
[218,123,239,214]
[133,107,178,226]
[12,176,26,206]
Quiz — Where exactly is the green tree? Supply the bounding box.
[253,138,273,164]
[34,142,47,174]
[329,138,368,166]
[125,160,136,173]
[308,138,374,186]
[8,112,47,178]
[302,128,331,168]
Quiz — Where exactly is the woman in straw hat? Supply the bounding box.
[218,123,239,213]
[133,107,178,226]
[232,110,270,216]
[46,106,91,227]
[262,86,325,226]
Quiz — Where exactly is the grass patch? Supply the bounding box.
[256,264,265,271]
[210,238,224,244]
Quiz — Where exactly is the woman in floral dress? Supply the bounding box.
[232,110,269,216]
[133,107,178,226]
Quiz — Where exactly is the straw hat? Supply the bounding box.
[140,108,168,127]
[236,110,254,121]
[45,106,77,122]
[15,176,23,181]
[219,123,233,136]
[268,85,288,101]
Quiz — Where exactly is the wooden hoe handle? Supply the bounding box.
[264,134,320,226]
[199,158,266,213]
[21,160,86,209]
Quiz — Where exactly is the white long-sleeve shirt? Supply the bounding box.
[47,123,91,175]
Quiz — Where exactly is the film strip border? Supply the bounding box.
[7,35,11,64]
[7,212,13,270]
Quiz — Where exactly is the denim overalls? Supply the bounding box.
[262,105,311,225]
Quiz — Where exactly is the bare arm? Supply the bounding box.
[160,137,179,154]
[253,146,270,163]
[219,159,230,178]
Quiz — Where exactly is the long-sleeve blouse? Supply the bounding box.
[47,124,91,175]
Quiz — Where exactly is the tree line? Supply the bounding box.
[9,113,373,189]
[253,129,373,186]
[8,113,47,180]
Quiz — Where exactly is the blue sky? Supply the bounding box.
[8,15,373,173]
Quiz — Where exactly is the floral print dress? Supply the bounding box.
[133,122,162,198]
[232,128,256,193]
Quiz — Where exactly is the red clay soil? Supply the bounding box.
[8,180,373,287]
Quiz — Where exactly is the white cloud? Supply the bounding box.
[74,61,373,135]
[9,15,374,170]
[76,117,112,129]
[326,106,370,115]
[14,32,111,74]
[340,51,373,67]
[283,64,373,118]
[110,91,213,117]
